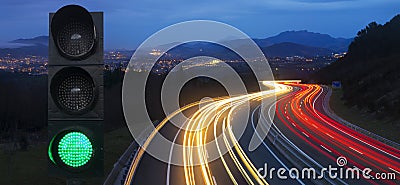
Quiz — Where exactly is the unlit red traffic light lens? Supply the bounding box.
[57,20,95,57]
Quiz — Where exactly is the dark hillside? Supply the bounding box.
[313,15,400,118]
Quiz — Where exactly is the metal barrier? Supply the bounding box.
[103,121,157,185]
[322,86,400,150]
[103,142,139,185]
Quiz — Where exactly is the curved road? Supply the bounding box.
[272,84,399,185]
[123,83,399,185]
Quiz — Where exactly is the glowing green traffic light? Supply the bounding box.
[57,132,93,168]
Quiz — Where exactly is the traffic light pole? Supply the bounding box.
[67,178,85,185]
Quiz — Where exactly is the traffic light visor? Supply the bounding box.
[51,5,96,59]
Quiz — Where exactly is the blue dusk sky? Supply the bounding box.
[0,0,399,49]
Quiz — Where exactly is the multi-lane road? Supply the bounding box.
[270,83,399,185]
[123,82,400,185]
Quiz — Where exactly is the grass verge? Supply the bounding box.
[329,88,399,143]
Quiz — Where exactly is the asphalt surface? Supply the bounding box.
[271,84,399,185]
[125,83,400,185]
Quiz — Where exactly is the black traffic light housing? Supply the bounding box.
[48,5,104,178]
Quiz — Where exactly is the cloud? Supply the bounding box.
[246,0,399,10]
[0,0,398,48]
[293,0,355,2]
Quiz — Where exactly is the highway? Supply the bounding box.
[270,83,400,185]
[123,82,400,185]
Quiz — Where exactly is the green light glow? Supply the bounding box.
[57,132,93,168]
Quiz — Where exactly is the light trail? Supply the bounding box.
[183,82,291,185]
[125,82,292,185]
[125,82,399,185]
[124,99,219,185]
[275,83,400,185]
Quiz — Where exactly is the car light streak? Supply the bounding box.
[125,82,399,185]
[275,83,400,185]
[125,82,292,185]
[183,82,291,185]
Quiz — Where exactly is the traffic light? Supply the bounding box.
[47,5,104,177]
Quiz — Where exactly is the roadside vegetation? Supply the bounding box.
[329,88,399,143]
